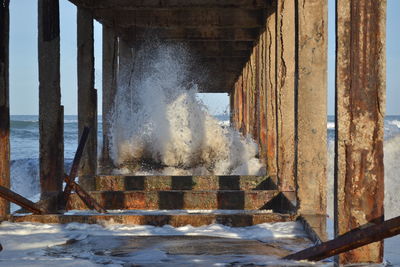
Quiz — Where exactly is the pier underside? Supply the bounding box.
[0,0,388,264]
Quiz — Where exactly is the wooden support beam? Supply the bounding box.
[119,27,260,41]
[335,0,386,264]
[296,0,327,215]
[94,8,264,29]
[77,7,97,190]
[101,26,118,171]
[0,0,10,217]
[284,215,400,262]
[275,0,296,192]
[69,0,269,9]
[38,0,64,195]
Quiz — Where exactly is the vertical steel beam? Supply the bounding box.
[276,0,296,192]
[0,0,10,217]
[77,8,97,190]
[296,0,328,215]
[335,0,386,264]
[38,0,63,195]
[101,26,118,171]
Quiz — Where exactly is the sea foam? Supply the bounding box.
[108,43,265,175]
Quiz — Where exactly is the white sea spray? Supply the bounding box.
[108,43,265,175]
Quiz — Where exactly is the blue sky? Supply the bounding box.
[8,0,400,115]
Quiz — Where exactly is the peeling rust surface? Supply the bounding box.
[335,0,386,264]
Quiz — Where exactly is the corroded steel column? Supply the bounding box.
[296,0,328,215]
[276,0,296,192]
[0,0,10,217]
[101,26,118,171]
[335,0,386,264]
[38,0,64,195]
[77,8,97,190]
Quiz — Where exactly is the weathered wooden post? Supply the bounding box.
[296,0,328,215]
[275,0,296,193]
[101,26,118,172]
[0,0,10,217]
[335,0,386,264]
[38,0,64,196]
[77,7,97,190]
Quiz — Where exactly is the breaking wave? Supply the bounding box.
[108,43,265,175]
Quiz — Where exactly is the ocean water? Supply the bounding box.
[7,114,400,264]
[9,114,400,217]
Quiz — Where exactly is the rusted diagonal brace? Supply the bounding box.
[62,127,106,213]
[64,176,106,213]
[283,215,400,262]
[0,185,43,214]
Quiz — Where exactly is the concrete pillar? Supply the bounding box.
[117,39,134,88]
[101,26,118,172]
[335,0,386,264]
[77,8,97,190]
[275,0,296,192]
[38,0,64,195]
[263,1,278,178]
[0,0,10,217]
[237,75,244,131]
[296,0,328,215]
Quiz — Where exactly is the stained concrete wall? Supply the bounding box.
[231,0,327,215]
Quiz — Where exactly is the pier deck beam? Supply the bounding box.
[38,0,64,196]
[335,0,386,264]
[101,26,118,172]
[296,0,327,215]
[0,0,10,217]
[77,8,97,190]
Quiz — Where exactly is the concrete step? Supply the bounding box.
[9,211,295,227]
[94,175,277,191]
[67,190,280,210]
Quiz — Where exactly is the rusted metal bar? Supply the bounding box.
[295,0,327,215]
[335,0,386,264]
[64,177,106,213]
[38,0,64,194]
[0,0,10,217]
[63,126,90,205]
[78,7,97,190]
[62,127,107,213]
[284,215,400,262]
[0,185,43,214]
